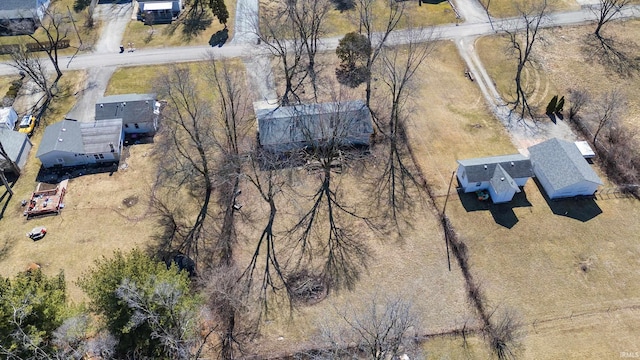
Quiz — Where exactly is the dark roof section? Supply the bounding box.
[257,100,373,148]
[80,118,123,154]
[95,93,159,126]
[490,164,520,195]
[457,154,534,183]
[528,138,603,191]
[36,119,84,157]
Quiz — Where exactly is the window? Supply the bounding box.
[99,154,104,159]
[134,123,139,129]
[476,182,482,186]
[124,124,129,128]
[93,154,99,160]
[57,158,64,163]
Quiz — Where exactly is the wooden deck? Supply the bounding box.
[25,180,68,219]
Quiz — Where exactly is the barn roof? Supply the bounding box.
[528,138,603,191]
[95,93,159,126]
[256,100,373,147]
[36,119,84,157]
[457,154,533,183]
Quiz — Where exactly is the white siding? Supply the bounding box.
[39,151,95,168]
[488,185,516,204]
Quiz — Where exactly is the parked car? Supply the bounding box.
[18,114,35,135]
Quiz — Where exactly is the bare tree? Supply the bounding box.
[593,0,630,38]
[372,33,433,228]
[282,101,372,292]
[317,296,420,359]
[155,66,218,262]
[0,141,20,176]
[353,0,405,111]
[568,88,590,121]
[593,89,625,144]
[9,7,77,100]
[503,0,548,121]
[484,307,525,360]
[255,4,307,105]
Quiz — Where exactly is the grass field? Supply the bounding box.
[476,0,579,18]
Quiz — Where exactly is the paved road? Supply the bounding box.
[1,5,639,76]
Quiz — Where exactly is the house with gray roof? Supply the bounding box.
[0,0,51,36]
[0,128,32,173]
[528,138,603,199]
[456,154,534,203]
[36,119,123,169]
[95,93,161,136]
[256,100,374,153]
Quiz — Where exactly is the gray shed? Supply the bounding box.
[528,138,603,199]
[256,100,373,153]
[0,128,32,173]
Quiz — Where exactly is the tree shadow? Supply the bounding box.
[209,28,229,48]
[35,162,120,183]
[458,189,532,229]
[180,11,213,41]
[582,34,640,77]
[0,172,18,220]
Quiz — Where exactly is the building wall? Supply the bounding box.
[39,150,94,168]
[551,182,599,199]
[488,185,516,204]
[123,121,155,135]
[514,177,529,187]
[15,138,32,171]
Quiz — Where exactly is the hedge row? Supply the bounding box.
[0,39,71,55]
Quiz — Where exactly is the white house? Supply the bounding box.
[456,154,534,203]
[0,0,51,36]
[0,107,18,130]
[136,0,183,24]
[95,94,160,136]
[0,128,32,173]
[528,138,603,199]
[36,119,123,169]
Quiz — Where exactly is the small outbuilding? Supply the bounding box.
[136,0,183,24]
[456,154,534,204]
[0,107,18,130]
[0,128,32,173]
[256,100,374,153]
[95,93,161,136]
[36,119,123,169]
[528,138,603,199]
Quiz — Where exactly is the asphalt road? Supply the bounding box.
[1,5,639,76]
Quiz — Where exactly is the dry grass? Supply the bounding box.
[476,21,640,128]
[477,0,579,18]
[408,41,516,194]
[105,65,168,95]
[121,2,233,49]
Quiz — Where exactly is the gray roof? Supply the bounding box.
[257,100,373,147]
[490,164,520,195]
[80,118,123,154]
[0,128,30,170]
[36,119,84,157]
[95,93,158,126]
[457,154,534,182]
[528,138,603,191]
[0,0,44,20]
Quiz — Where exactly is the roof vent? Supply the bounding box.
[511,161,515,166]
[500,177,505,181]
[484,165,488,169]
[58,138,63,142]
[100,104,104,108]
[122,102,127,106]
[61,128,66,132]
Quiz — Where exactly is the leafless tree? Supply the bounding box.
[201,56,252,267]
[593,89,625,144]
[353,0,405,111]
[9,7,77,100]
[255,4,307,105]
[503,0,548,121]
[241,152,290,313]
[568,88,590,121]
[155,66,218,262]
[202,265,259,360]
[371,33,434,229]
[484,307,524,360]
[287,0,332,101]
[593,0,630,38]
[283,102,372,292]
[317,295,420,359]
